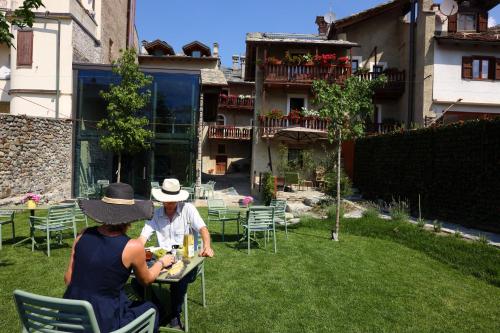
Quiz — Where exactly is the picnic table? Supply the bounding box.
[137,256,206,333]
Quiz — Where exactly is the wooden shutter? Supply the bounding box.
[478,12,488,32]
[495,58,500,81]
[462,57,472,79]
[448,14,457,33]
[16,30,33,67]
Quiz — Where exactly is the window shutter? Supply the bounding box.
[496,58,500,81]
[462,57,472,79]
[448,14,457,33]
[16,30,33,67]
[478,12,488,32]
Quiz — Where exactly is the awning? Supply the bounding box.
[273,127,328,142]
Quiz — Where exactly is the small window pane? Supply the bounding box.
[192,51,201,58]
[458,14,476,31]
[216,115,225,126]
[481,60,489,79]
[352,60,359,73]
[472,60,480,79]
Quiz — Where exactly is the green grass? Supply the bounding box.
[1,209,500,332]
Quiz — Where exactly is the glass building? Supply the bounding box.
[73,67,200,197]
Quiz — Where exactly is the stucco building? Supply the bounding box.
[0,0,137,117]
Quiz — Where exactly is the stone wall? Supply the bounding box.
[100,0,129,63]
[0,114,73,204]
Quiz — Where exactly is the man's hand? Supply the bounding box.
[199,246,214,258]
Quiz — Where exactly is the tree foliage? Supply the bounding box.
[98,49,153,181]
[0,0,44,46]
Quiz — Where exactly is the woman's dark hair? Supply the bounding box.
[103,223,131,234]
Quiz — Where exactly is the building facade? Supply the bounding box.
[0,0,137,118]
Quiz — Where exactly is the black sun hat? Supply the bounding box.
[78,183,154,225]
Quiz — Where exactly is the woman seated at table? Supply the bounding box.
[63,183,174,333]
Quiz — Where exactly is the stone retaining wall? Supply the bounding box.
[0,114,73,204]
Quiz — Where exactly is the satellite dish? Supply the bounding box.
[440,0,459,16]
[324,11,336,24]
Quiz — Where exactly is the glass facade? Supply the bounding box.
[74,69,199,197]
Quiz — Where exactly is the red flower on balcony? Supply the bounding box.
[337,56,350,64]
[313,53,337,66]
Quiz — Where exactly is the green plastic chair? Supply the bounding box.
[207,199,240,241]
[30,204,76,257]
[0,209,15,250]
[74,202,88,229]
[201,181,216,199]
[181,184,195,202]
[97,180,110,198]
[241,206,276,254]
[13,289,156,333]
[271,199,288,239]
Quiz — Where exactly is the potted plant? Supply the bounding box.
[337,56,350,66]
[266,56,281,65]
[266,108,284,119]
[303,53,314,66]
[21,193,41,209]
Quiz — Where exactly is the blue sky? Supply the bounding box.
[136,0,500,67]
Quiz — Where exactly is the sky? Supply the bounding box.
[136,0,500,67]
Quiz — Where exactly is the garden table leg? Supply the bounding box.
[183,291,188,332]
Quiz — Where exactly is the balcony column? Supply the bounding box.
[196,92,204,192]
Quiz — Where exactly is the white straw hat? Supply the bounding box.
[151,179,190,202]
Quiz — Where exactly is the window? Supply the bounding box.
[192,51,201,58]
[463,57,495,80]
[373,65,384,73]
[17,30,33,67]
[287,94,307,114]
[216,114,226,126]
[457,13,476,31]
[351,60,359,73]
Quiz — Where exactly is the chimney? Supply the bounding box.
[315,16,328,35]
[240,55,246,80]
[232,55,240,71]
[213,42,219,58]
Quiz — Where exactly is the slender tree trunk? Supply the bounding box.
[332,130,342,242]
[117,153,122,183]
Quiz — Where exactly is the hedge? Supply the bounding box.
[354,119,500,233]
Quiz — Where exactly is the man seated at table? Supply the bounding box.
[138,178,214,329]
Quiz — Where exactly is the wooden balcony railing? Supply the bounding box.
[264,64,352,85]
[258,115,329,137]
[218,95,254,109]
[208,125,252,140]
[357,70,406,98]
[356,71,405,82]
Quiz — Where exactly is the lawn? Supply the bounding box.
[1,208,500,332]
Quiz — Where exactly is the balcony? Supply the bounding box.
[264,64,352,86]
[259,115,329,138]
[356,70,406,98]
[218,94,254,110]
[208,125,252,140]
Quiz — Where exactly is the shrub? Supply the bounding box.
[327,203,344,220]
[454,229,462,239]
[417,218,426,229]
[262,172,275,205]
[433,220,443,233]
[477,234,489,245]
[325,168,353,198]
[362,204,379,219]
[389,198,409,222]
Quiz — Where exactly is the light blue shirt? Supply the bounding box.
[140,202,206,250]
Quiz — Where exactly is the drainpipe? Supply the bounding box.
[407,0,417,128]
[43,12,61,119]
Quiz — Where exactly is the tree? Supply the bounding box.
[98,49,153,183]
[313,75,386,241]
[0,0,44,46]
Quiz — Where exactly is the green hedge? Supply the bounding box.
[354,119,500,233]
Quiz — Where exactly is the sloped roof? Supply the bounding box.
[435,26,500,44]
[200,69,227,86]
[246,32,358,47]
[143,39,175,56]
[182,41,211,57]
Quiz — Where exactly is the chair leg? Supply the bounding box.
[0,225,3,250]
[11,220,15,241]
[247,229,250,255]
[201,265,206,308]
[273,224,277,254]
[184,291,189,332]
[31,226,35,252]
[285,221,288,239]
[222,221,225,242]
[46,230,51,257]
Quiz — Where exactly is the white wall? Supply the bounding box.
[433,44,500,110]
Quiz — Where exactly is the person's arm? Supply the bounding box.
[123,239,174,286]
[64,231,84,285]
[199,226,214,257]
[187,204,214,257]
[138,219,156,246]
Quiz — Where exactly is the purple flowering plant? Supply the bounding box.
[21,193,42,204]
